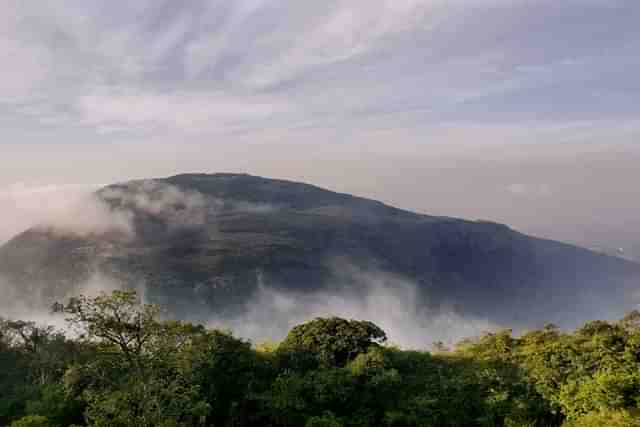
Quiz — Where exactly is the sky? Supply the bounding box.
[1,0,640,249]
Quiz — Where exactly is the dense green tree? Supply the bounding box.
[0,330,29,424]
[62,291,210,426]
[179,329,269,427]
[278,317,387,369]
[562,408,640,426]
[25,384,85,427]
[1,317,87,425]
[5,290,640,427]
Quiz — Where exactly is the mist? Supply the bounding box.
[208,266,499,350]
[0,263,499,350]
[0,272,124,333]
[0,183,101,244]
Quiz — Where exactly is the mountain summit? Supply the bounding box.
[1,173,638,328]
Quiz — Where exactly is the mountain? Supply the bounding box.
[1,173,639,329]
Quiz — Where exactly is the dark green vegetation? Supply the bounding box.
[1,174,639,329]
[3,291,640,426]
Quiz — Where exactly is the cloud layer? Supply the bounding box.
[1,1,638,136]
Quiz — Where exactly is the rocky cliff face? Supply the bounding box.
[1,173,638,328]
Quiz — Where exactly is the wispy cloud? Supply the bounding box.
[1,0,638,135]
[76,87,295,133]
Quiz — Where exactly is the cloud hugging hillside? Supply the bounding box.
[1,173,639,346]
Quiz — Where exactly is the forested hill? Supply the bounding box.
[1,173,639,329]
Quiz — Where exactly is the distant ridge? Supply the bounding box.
[1,173,638,329]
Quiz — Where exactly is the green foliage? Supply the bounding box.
[82,375,208,427]
[8,415,51,427]
[61,291,211,427]
[179,329,266,426]
[25,384,84,427]
[278,317,387,369]
[562,408,640,427]
[0,317,88,426]
[4,291,640,427]
[305,412,344,427]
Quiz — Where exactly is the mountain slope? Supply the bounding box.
[1,173,638,328]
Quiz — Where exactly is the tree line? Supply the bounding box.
[2,290,640,426]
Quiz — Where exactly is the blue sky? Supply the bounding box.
[1,0,640,245]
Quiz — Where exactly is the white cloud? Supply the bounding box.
[0,183,102,243]
[100,180,209,228]
[0,182,135,242]
[238,0,430,88]
[210,264,498,349]
[0,180,215,244]
[184,0,269,77]
[75,86,295,133]
[0,0,637,134]
[504,183,552,198]
[38,194,134,239]
[0,35,52,102]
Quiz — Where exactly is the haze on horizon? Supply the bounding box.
[2,0,640,253]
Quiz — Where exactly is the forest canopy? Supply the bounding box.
[2,290,640,427]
